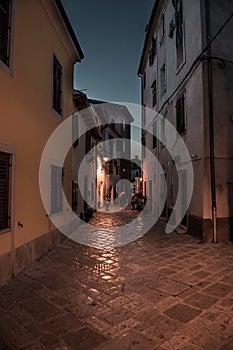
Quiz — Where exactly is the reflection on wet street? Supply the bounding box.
[89,207,140,228]
[67,206,154,249]
[1,213,233,349]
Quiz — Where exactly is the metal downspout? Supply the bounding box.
[205,0,217,243]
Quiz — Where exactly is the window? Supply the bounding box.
[160,64,166,96]
[142,105,146,127]
[143,72,146,89]
[176,1,184,69]
[72,180,78,212]
[160,116,166,147]
[51,165,63,214]
[159,14,165,44]
[53,55,62,115]
[0,0,12,67]
[149,37,156,66]
[151,80,157,107]
[152,124,157,149]
[72,113,79,147]
[176,94,186,134]
[0,152,10,230]
[117,139,123,153]
[142,136,146,159]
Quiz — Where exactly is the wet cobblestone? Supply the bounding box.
[0,211,233,349]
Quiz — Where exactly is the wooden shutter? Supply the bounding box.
[0,152,10,230]
[51,165,63,214]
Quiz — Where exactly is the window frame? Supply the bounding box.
[72,180,78,212]
[159,14,165,45]
[151,79,157,107]
[176,93,186,135]
[52,54,63,116]
[0,145,15,234]
[0,0,15,75]
[160,64,166,96]
[176,21,186,72]
[50,164,64,215]
[149,36,157,66]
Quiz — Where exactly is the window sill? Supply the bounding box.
[176,60,186,75]
[49,210,64,217]
[0,227,12,235]
[52,108,63,120]
[0,60,13,77]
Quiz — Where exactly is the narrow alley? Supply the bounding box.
[0,209,233,350]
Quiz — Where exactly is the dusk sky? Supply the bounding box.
[61,0,155,104]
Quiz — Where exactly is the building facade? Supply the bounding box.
[0,0,83,285]
[138,0,233,242]
[72,91,102,220]
[91,102,133,205]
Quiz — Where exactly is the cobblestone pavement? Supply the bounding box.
[0,210,233,350]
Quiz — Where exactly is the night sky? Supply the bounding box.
[61,0,155,104]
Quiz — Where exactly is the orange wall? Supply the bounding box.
[0,0,76,252]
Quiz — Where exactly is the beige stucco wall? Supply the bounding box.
[0,0,77,257]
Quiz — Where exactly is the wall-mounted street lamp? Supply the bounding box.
[103,156,110,162]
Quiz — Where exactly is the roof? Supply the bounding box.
[55,0,84,60]
[73,90,89,109]
[138,0,160,75]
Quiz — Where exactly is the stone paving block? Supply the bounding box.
[179,344,205,350]
[43,312,84,336]
[202,282,232,298]
[142,314,180,343]
[106,318,139,338]
[0,314,36,350]
[142,290,167,305]
[85,316,111,335]
[191,328,226,350]
[191,270,212,279]
[160,334,191,350]
[62,326,107,350]
[218,337,233,350]
[153,278,192,296]
[19,295,62,320]
[39,333,68,350]
[18,343,47,350]
[221,274,233,285]
[155,295,180,312]
[7,304,34,326]
[101,307,134,325]
[96,329,153,350]
[158,268,177,275]
[164,303,201,323]
[184,292,219,309]
[108,295,130,308]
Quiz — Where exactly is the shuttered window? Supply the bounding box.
[176,94,186,134]
[53,55,62,115]
[51,165,63,214]
[0,0,11,66]
[0,152,10,230]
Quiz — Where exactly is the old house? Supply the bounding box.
[0,0,83,285]
[138,0,233,242]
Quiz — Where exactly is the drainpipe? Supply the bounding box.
[138,73,144,183]
[205,0,217,243]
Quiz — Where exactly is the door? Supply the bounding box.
[180,170,187,226]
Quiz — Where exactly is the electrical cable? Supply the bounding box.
[141,11,233,137]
